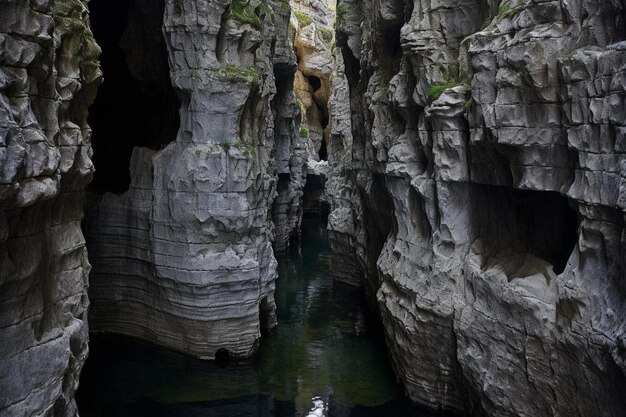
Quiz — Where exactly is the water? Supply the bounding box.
[77,222,439,417]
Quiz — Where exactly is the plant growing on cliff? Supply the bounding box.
[278,0,291,13]
[428,82,458,101]
[294,10,313,28]
[335,3,348,27]
[494,0,524,23]
[299,127,310,138]
[220,65,261,85]
[229,0,262,29]
[428,69,471,102]
[288,22,297,42]
[319,27,334,44]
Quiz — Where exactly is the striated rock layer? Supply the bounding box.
[329,0,626,415]
[84,0,300,359]
[0,0,101,416]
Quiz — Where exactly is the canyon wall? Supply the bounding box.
[84,0,301,360]
[1,0,303,414]
[0,0,101,415]
[329,0,626,415]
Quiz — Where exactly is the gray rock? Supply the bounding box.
[84,0,301,359]
[0,0,101,416]
[329,0,626,415]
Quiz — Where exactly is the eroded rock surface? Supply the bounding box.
[0,0,101,415]
[329,0,626,415]
[84,0,299,359]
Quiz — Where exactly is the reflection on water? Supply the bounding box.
[77,221,440,417]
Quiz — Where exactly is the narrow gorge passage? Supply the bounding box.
[2,0,626,416]
[76,221,436,417]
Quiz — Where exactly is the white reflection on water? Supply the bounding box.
[306,396,327,417]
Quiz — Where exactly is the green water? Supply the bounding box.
[78,222,439,416]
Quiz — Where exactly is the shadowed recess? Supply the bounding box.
[87,0,179,194]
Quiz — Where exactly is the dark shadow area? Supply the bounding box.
[302,174,329,224]
[318,138,328,161]
[470,185,579,275]
[358,174,396,306]
[214,348,231,367]
[307,74,322,92]
[88,0,179,194]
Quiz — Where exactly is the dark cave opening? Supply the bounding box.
[302,174,329,225]
[87,0,179,194]
[214,348,231,366]
[318,138,328,161]
[307,74,322,92]
[471,185,580,275]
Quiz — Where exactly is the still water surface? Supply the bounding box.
[78,222,439,417]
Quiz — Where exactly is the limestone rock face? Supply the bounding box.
[292,0,334,161]
[84,0,298,359]
[0,0,101,416]
[329,0,626,415]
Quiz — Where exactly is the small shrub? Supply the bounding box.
[278,0,290,13]
[230,0,262,29]
[299,126,309,138]
[222,141,231,151]
[319,27,334,44]
[496,2,511,20]
[428,82,458,101]
[294,10,313,27]
[220,64,260,85]
[428,79,470,102]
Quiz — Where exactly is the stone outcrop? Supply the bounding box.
[329,0,626,415]
[84,0,299,360]
[292,0,334,161]
[0,0,101,415]
[271,11,306,253]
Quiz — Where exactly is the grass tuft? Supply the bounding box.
[219,65,260,85]
[294,10,313,27]
[229,0,262,29]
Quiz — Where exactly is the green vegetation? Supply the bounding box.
[288,22,296,42]
[496,2,511,20]
[465,97,474,111]
[294,10,313,27]
[220,139,256,155]
[53,0,101,82]
[219,65,260,85]
[428,79,470,102]
[336,3,348,27]
[299,127,310,138]
[319,27,334,44]
[428,82,458,101]
[494,0,524,23]
[278,0,291,13]
[229,0,262,29]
